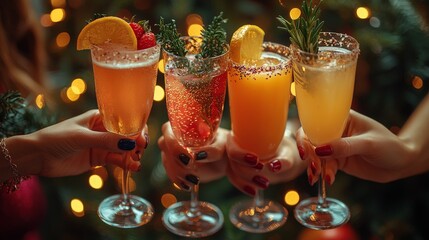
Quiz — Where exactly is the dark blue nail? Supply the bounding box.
[118,139,136,151]
[178,154,190,165]
[179,181,191,191]
[185,174,199,185]
[195,151,207,160]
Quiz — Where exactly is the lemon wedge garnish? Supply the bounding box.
[230,25,265,64]
[76,16,137,50]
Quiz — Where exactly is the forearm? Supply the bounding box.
[398,93,429,178]
[1,134,42,182]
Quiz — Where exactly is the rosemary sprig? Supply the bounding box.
[156,17,187,57]
[277,0,324,53]
[200,12,228,58]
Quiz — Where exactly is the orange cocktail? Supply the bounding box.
[228,42,292,161]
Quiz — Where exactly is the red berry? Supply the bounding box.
[138,32,156,50]
[129,22,144,39]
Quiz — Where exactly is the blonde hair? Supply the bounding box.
[0,0,47,97]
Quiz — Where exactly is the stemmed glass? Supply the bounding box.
[90,43,160,228]
[228,42,293,233]
[291,32,360,229]
[162,36,229,237]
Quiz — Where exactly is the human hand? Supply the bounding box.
[21,109,148,177]
[226,129,306,196]
[296,110,412,184]
[157,122,228,191]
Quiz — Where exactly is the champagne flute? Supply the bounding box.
[162,36,229,237]
[90,43,160,228]
[228,42,293,233]
[292,32,359,229]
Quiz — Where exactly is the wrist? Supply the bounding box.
[4,134,43,176]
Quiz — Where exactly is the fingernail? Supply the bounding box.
[178,153,190,166]
[195,151,207,160]
[308,174,314,186]
[310,161,317,175]
[144,133,149,149]
[118,139,136,151]
[315,145,332,156]
[243,153,258,166]
[179,181,191,191]
[269,160,282,172]
[325,174,332,186]
[243,185,256,196]
[185,174,199,185]
[252,175,269,189]
[253,162,263,170]
[298,146,305,160]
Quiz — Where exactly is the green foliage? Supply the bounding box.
[277,0,324,53]
[200,12,228,58]
[156,17,187,57]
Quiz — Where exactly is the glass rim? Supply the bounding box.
[162,35,230,61]
[90,42,161,54]
[290,31,360,57]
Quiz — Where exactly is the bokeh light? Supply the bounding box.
[412,76,423,89]
[35,94,45,109]
[56,32,70,47]
[290,8,301,20]
[50,8,66,22]
[161,193,177,208]
[89,174,103,189]
[356,7,370,19]
[154,85,165,102]
[70,198,84,217]
[186,13,203,26]
[71,78,87,94]
[158,59,165,73]
[284,190,300,206]
[188,24,204,36]
[40,14,53,27]
[66,87,80,101]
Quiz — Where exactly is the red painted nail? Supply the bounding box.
[244,153,258,166]
[252,175,269,189]
[253,162,264,170]
[269,160,282,172]
[298,146,305,160]
[325,174,332,186]
[315,145,333,156]
[310,161,317,175]
[243,185,256,196]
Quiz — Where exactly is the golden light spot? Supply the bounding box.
[284,190,300,206]
[66,87,80,101]
[35,94,45,109]
[56,32,70,47]
[158,59,165,73]
[188,24,204,37]
[50,8,66,23]
[161,193,177,208]
[291,81,296,97]
[51,0,66,7]
[154,85,165,102]
[40,14,53,27]
[290,8,301,20]
[173,183,181,190]
[71,78,87,94]
[186,13,203,26]
[356,7,370,19]
[70,198,84,217]
[412,76,423,89]
[89,174,103,189]
[92,166,108,181]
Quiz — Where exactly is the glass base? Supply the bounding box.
[98,194,154,228]
[162,201,224,238]
[294,197,350,230]
[229,199,288,233]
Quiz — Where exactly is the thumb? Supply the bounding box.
[316,136,368,159]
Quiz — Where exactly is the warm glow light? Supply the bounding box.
[50,8,65,23]
[70,198,84,217]
[290,8,301,20]
[66,87,80,101]
[51,0,66,7]
[284,190,300,206]
[35,94,45,109]
[186,13,203,26]
[154,85,165,102]
[356,7,370,19]
[56,32,70,47]
[40,14,53,27]
[89,174,103,189]
[71,78,87,94]
[158,59,165,73]
[188,24,204,37]
[161,193,177,208]
[92,166,108,181]
[291,81,296,97]
[412,76,424,89]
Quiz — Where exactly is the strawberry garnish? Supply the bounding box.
[138,32,156,50]
[129,22,144,39]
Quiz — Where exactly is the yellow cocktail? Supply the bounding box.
[228,42,292,161]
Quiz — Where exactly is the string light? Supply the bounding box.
[154,85,165,102]
[70,198,85,217]
[158,59,165,73]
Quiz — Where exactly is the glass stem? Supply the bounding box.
[121,152,131,208]
[187,149,201,219]
[318,158,328,208]
[254,189,265,214]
